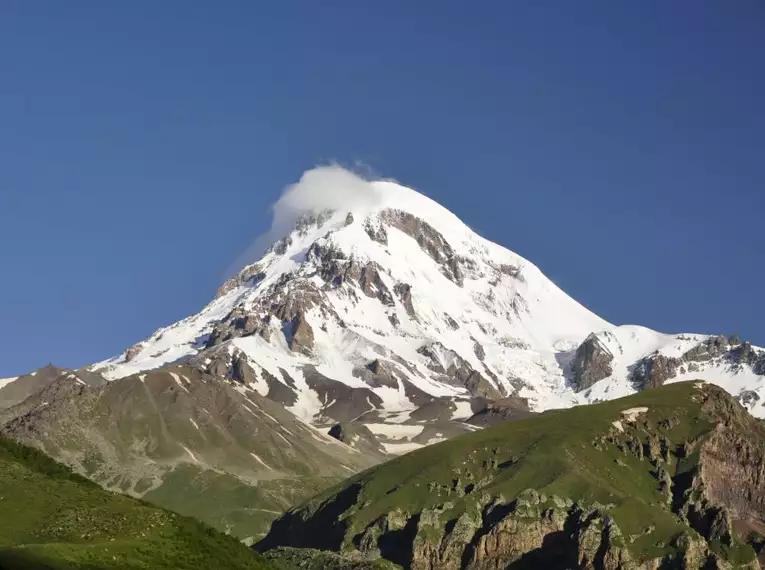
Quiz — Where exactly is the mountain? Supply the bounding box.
[0,432,274,570]
[0,364,381,542]
[3,167,764,560]
[256,382,765,570]
[92,167,765,428]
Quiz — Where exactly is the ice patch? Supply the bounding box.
[181,445,199,463]
[250,452,272,470]
[381,441,423,455]
[451,400,473,420]
[0,377,19,390]
[364,423,424,440]
[169,372,190,393]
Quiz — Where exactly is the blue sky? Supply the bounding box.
[1,2,763,376]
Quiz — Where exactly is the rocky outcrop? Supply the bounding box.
[350,495,640,570]
[393,283,416,319]
[692,392,765,529]
[288,312,315,355]
[215,263,266,298]
[365,220,389,245]
[307,243,399,310]
[571,334,614,392]
[631,353,680,390]
[230,351,258,385]
[264,546,393,569]
[417,342,501,399]
[123,343,144,362]
[207,277,330,350]
[207,306,264,347]
[682,335,730,363]
[380,209,464,286]
[359,263,394,306]
[472,340,486,362]
[730,342,763,370]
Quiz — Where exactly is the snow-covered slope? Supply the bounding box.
[0,377,18,390]
[93,167,765,420]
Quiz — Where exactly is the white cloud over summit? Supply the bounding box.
[227,165,389,276]
[270,165,384,240]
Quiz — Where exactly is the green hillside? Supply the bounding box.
[0,435,274,570]
[258,382,765,569]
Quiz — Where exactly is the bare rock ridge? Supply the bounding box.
[256,383,765,569]
[630,335,765,392]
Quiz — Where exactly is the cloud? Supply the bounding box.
[271,165,384,240]
[225,164,387,278]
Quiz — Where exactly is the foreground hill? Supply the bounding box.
[257,382,765,569]
[0,434,274,570]
[0,364,382,542]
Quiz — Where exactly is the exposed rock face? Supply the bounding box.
[571,334,614,392]
[216,263,266,298]
[306,242,401,311]
[124,343,144,362]
[472,341,486,362]
[380,209,464,286]
[230,350,258,385]
[417,342,501,399]
[207,306,264,347]
[364,220,389,245]
[683,335,730,363]
[207,275,331,352]
[730,342,763,370]
[632,353,680,390]
[692,391,765,528]
[288,312,315,354]
[393,283,416,319]
[359,263,394,306]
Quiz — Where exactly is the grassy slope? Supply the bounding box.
[142,465,338,541]
[0,435,274,570]
[262,382,754,564]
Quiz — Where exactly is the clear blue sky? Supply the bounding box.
[1,2,763,376]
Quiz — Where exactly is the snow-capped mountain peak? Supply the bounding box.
[93,167,765,423]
